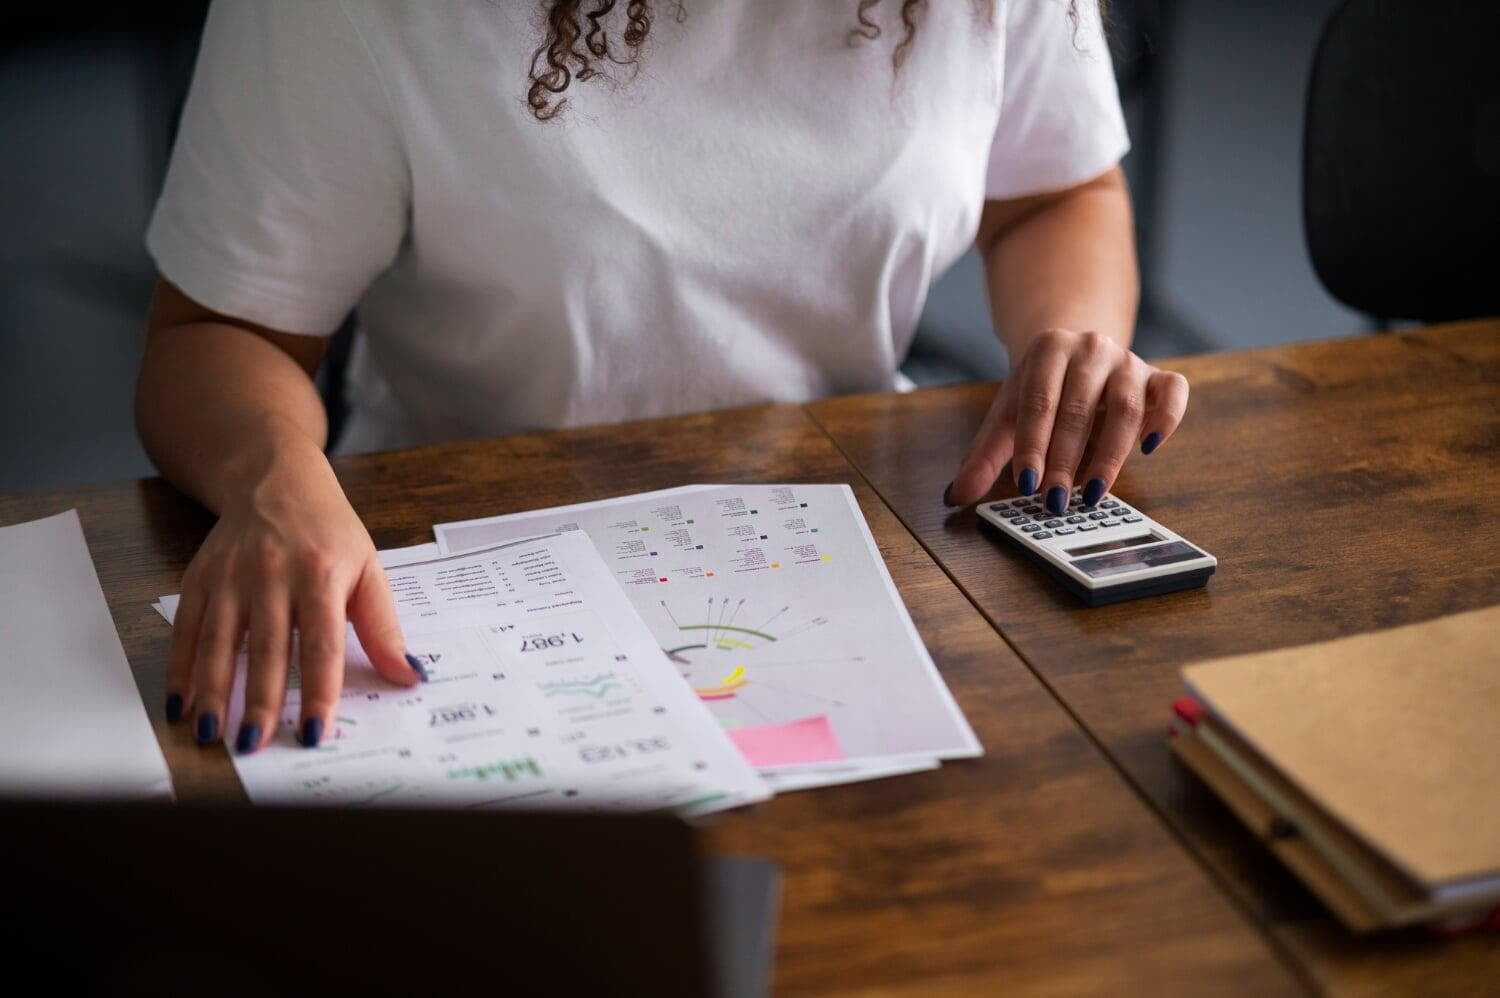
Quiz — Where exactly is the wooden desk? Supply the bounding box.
[2,324,1492,994]
[0,407,1296,994]
[809,319,1500,996]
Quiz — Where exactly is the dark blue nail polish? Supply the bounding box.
[165,693,183,724]
[405,653,430,683]
[195,712,218,746]
[1083,477,1107,507]
[1142,432,1162,455]
[942,482,956,508]
[1018,468,1039,495]
[1046,485,1068,515]
[235,722,261,755]
[300,717,323,748]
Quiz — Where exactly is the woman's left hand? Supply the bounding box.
[943,328,1188,514]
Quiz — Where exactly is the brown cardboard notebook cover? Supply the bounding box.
[1182,604,1500,891]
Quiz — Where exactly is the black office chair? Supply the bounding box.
[1303,1,1500,324]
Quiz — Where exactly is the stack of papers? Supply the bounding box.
[1170,605,1500,932]
[1,510,173,799]
[156,484,980,814]
[436,485,981,789]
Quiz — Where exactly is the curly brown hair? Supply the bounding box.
[524,1,1088,121]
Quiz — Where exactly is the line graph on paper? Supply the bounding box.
[537,673,625,699]
[655,595,869,730]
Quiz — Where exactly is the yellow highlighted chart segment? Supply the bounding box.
[694,664,749,701]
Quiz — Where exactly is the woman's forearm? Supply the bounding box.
[946,168,1186,510]
[135,280,335,515]
[977,166,1139,355]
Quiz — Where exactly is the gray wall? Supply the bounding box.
[1152,0,1363,350]
[1,35,172,491]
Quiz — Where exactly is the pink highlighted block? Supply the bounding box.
[727,714,844,767]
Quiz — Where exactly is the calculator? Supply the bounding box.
[975,486,1216,606]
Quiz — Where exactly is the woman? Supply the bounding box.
[138,0,1187,755]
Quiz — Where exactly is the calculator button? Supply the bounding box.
[1054,526,1076,535]
[1032,531,1052,540]
[1079,505,1098,513]
[1011,499,1031,508]
[1077,523,1097,531]
[1100,500,1118,508]
[1088,511,1108,520]
[1023,506,1043,515]
[1123,514,1143,523]
[1044,519,1062,528]
[1100,519,1120,528]
[1066,515,1085,524]
[1021,524,1041,532]
[1008,517,1028,526]
[1112,507,1132,516]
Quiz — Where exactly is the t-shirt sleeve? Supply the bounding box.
[145,0,408,335]
[985,0,1130,200]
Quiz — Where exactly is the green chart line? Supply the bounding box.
[677,624,778,642]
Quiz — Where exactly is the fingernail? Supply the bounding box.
[1083,477,1107,507]
[1142,432,1162,455]
[405,653,430,683]
[235,722,261,756]
[300,717,323,748]
[165,693,183,724]
[1018,468,1039,495]
[942,482,956,508]
[195,712,219,746]
[1046,485,1068,515]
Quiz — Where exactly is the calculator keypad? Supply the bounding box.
[988,488,1143,542]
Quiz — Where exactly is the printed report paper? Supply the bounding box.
[0,509,172,799]
[159,531,768,816]
[435,484,982,780]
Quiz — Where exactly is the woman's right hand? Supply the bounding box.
[164,442,421,754]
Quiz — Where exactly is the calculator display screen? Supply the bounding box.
[1064,532,1165,558]
[1070,540,1203,579]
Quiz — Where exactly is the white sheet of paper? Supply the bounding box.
[159,533,768,815]
[435,484,982,785]
[0,510,172,799]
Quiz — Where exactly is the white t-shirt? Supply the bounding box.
[147,0,1127,453]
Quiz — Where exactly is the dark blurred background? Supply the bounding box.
[1,0,1364,493]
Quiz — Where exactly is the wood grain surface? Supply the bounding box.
[0,404,1299,995]
[809,320,1500,996]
